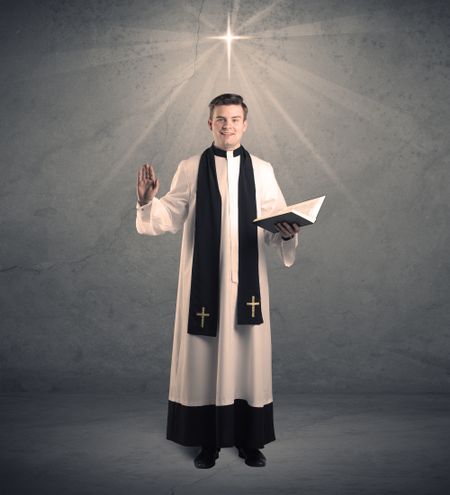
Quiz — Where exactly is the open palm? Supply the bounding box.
[137,164,160,204]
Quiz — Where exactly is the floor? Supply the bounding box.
[1,393,449,495]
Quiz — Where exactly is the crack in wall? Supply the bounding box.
[193,0,205,76]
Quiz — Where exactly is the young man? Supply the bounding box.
[136,93,299,468]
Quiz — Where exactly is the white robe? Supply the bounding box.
[136,150,298,413]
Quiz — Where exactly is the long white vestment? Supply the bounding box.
[136,149,298,448]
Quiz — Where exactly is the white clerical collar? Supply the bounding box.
[226,150,235,161]
[211,143,243,158]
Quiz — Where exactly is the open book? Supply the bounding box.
[253,195,326,233]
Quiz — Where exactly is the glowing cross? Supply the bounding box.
[208,14,251,80]
[246,296,260,318]
[196,306,210,328]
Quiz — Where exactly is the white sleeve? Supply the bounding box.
[136,161,190,235]
[260,163,299,267]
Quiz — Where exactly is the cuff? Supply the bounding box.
[136,199,153,210]
[280,233,298,267]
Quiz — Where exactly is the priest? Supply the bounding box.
[135,93,300,469]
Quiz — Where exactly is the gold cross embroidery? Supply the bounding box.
[246,296,260,318]
[196,307,210,328]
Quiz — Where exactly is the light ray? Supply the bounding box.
[168,46,226,158]
[230,0,241,30]
[28,40,197,80]
[248,12,405,39]
[263,86,369,220]
[93,42,222,201]
[241,41,430,153]
[238,43,367,218]
[102,27,200,41]
[233,47,282,163]
[235,0,283,33]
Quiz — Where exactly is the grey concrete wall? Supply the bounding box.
[1,0,449,393]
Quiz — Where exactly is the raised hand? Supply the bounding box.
[137,163,160,205]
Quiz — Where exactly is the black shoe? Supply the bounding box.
[194,447,220,469]
[237,447,266,467]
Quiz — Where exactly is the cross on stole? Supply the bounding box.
[246,296,260,318]
[196,307,210,328]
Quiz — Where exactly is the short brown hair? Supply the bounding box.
[209,93,248,120]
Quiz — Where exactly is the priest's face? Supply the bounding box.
[208,104,248,151]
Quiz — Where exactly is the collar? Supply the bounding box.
[211,143,243,157]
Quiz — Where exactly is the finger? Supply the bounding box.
[149,164,156,182]
[276,223,290,236]
[283,222,296,235]
[154,178,160,194]
[280,222,297,238]
[145,165,153,182]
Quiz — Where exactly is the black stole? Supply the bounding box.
[187,143,263,336]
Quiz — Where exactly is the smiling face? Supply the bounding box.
[208,104,248,151]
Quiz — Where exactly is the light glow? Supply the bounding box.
[209,13,251,80]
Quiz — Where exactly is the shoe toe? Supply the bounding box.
[194,449,219,469]
[247,454,266,467]
[237,447,266,467]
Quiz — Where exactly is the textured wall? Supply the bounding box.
[1,0,449,393]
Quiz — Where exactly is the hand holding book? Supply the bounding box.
[254,196,325,234]
[275,221,300,240]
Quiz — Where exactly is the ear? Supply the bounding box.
[242,119,248,133]
[208,118,212,130]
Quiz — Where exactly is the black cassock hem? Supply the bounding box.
[166,398,276,448]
